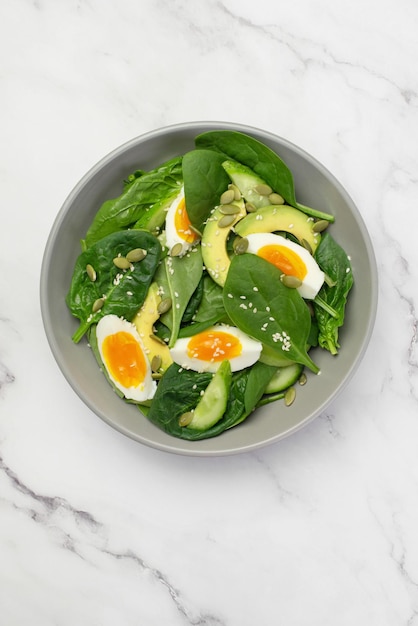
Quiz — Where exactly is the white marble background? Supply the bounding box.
[1,0,418,624]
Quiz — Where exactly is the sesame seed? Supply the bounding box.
[253,287,258,292]
[227,293,234,299]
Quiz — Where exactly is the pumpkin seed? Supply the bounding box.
[170,242,183,257]
[220,189,235,205]
[86,264,96,282]
[157,297,172,315]
[233,237,249,255]
[300,238,313,255]
[245,202,257,213]
[219,203,240,215]
[92,297,105,313]
[178,411,194,427]
[298,372,307,386]
[152,372,163,380]
[284,386,296,407]
[149,333,167,346]
[218,214,236,228]
[254,183,273,196]
[313,219,330,233]
[228,183,241,200]
[281,274,302,289]
[113,256,131,270]
[151,354,162,372]
[126,248,147,262]
[268,192,285,205]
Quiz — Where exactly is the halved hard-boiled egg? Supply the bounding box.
[245,232,325,299]
[169,325,262,373]
[165,186,200,255]
[96,314,156,401]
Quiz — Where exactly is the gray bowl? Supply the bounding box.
[40,122,378,456]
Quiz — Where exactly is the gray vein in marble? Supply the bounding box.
[103,548,226,626]
[217,2,418,107]
[0,361,15,395]
[0,454,226,625]
[319,412,342,439]
[367,497,418,623]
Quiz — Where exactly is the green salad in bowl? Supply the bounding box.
[41,123,377,455]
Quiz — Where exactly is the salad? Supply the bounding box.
[66,130,353,440]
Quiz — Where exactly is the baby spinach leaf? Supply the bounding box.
[155,247,203,347]
[146,364,213,438]
[195,131,334,222]
[146,363,268,440]
[84,157,182,247]
[244,361,278,415]
[196,130,297,206]
[66,230,161,343]
[182,149,231,231]
[224,254,320,374]
[313,232,354,355]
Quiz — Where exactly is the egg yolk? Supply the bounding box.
[257,244,307,280]
[174,197,198,244]
[102,331,147,388]
[187,330,242,362]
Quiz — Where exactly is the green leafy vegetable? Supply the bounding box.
[84,157,183,247]
[155,247,203,347]
[313,232,354,354]
[195,130,334,222]
[146,362,272,440]
[67,230,161,343]
[182,149,231,231]
[224,254,319,374]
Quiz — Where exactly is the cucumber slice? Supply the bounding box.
[264,363,303,394]
[187,360,232,431]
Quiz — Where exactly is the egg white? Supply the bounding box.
[165,186,198,255]
[169,324,262,373]
[96,314,156,401]
[245,232,324,299]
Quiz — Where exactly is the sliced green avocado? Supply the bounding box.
[222,159,273,209]
[187,360,232,431]
[201,198,246,286]
[234,204,320,253]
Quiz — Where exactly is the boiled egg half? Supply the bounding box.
[165,186,199,255]
[245,232,325,299]
[96,314,156,401]
[170,325,262,373]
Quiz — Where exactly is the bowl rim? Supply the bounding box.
[40,120,379,456]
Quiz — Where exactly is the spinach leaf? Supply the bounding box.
[84,157,182,247]
[66,230,161,343]
[146,363,269,440]
[195,131,334,222]
[182,149,231,231]
[244,360,278,415]
[193,274,228,324]
[196,130,297,205]
[146,364,213,438]
[313,232,354,355]
[155,247,203,347]
[181,275,204,325]
[224,254,319,374]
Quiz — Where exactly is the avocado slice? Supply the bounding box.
[133,282,173,373]
[186,360,232,431]
[222,159,273,209]
[201,198,246,287]
[234,204,321,253]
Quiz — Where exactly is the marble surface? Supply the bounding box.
[1,0,417,624]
